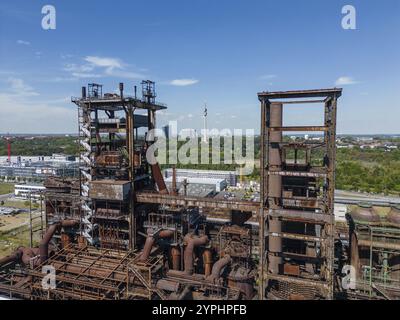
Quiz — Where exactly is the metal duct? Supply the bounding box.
[0,250,22,267]
[206,254,232,283]
[172,166,177,195]
[39,220,79,263]
[183,234,209,275]
[0,247,40,268]
[151,163,169,194]
[139,229,174,262]
[171,246,181,271]
[203,249,213,277]
[156,279,180,292]
[268,102,283,274]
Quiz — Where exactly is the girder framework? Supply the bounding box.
[0,245,166,300]
[258,88,342,300]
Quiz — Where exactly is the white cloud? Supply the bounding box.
[84,56,122,69]
[71,72,102,79]
[0,93,75,133]
[64,63,94,73]
[63,56,145,80]
[169,79,199,86]
[105,69,145,79]
[60,54,74,59]
[260,74,276,80]
[48,76,77,82]
[335,76,359,85]
[17,40,30,45]
[6,77,39,96]
[0,79,75,133]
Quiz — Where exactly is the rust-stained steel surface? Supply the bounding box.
[135,191,259,212]
[258,88,341,300]
[0,245,166,300]
[89,180,131,201]
[258,88,342,99]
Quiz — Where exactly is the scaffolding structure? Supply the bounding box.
[349,219,400,299]
[258,89,342,300]
[72,81,166,250]
[0,244,167,300]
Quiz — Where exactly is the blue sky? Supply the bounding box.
[0,0,399,134]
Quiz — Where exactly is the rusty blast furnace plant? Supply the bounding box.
[0,83,349,300]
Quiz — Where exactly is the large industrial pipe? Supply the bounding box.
[206,254,232,283]
[21,247,40,265]
[139,236,155,262]
[168,285,192,300]
[0,247,40,268]
[1,220,77,267]
[268,103,283,274]
[184,234,209,275]
[156,279,180,292]
[171,246,181,270]
[0,249,22,267]
[172,166,177,195]
[39,220,78,263]
[151,163,169,194]
[139,229,174,262]
[203,249,213,277]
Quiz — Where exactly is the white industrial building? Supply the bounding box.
[163,168,237,187]
[164,176,227,193]
[0,154,78,181]
[14,184,45,199]
[334,203,348,222]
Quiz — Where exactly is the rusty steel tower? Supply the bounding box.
[72,81,167,250]
[257,88,342,300]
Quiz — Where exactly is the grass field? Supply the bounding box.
[2,200,30,209]
[0,212,42,257]
[0,182,14,195]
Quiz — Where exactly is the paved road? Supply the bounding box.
[335,190,400,205]
[0,193,13,201]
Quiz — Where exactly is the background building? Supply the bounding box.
[0,154,78,181]
[163,168,237,187]
[164,176,227,196]
[14,184,46,199]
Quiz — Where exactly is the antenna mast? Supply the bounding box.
[203,102,208,143]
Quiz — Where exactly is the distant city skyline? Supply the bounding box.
[0,0,399,134]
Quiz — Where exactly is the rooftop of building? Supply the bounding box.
[164,168,236,174]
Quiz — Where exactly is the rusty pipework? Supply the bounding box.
[39,220,79,263]
[151,163,169,194]
[203,249,213,277]
[168,285,192,300]
[171,246,181,270]
[139,229,174,262]
[172,166,177,195]
[0,250,22,267]
[268,103,283,275]
[0,247,40,268]
[61,233,71,248]
[156,279,180,292]
[50,261,127,282]
[206,254,232,283]
[1,220,77,267]
[183,234,209,275]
